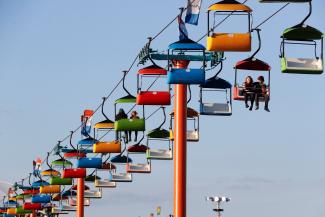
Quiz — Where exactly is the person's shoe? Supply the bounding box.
[134,139,137,142]
[249,107,253,111]
[245,103,249,108]
[264,107,270,112]
[255,106,259,110]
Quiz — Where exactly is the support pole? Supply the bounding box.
[173,84,187,217]
[77,178,84,217]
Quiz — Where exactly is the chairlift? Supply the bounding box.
[114,71,146,132]
[167,39,206,84]
[31,180,49,189]
[14,207,32,215]
[68,198,90,207]
[94,97,115,131]
[51,206,69,215]
[207,0,252,51]
[126,135,151,173]
[94,166,116,188]
[85,174,101,183]
[31,195,51,204]
[76,157,102,169]
[146,107,173,160]
[62,168,86,179]
[280,2,323,74]
[233,29,271,101]
[109,153,133,182]
[136,65,171,105]
[23,203,42,211]
[93,141,121,154]
[200,62,232,116]
[40,185,61,194]
[50,177,72,186]
[170,107,200,142]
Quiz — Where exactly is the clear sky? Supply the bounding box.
[0,0,324,217]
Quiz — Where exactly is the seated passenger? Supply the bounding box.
[128,110,140,142]
[115,108,129,142]
[254,76,270,112]
[243,76,255,111]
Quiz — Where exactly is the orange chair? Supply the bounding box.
[207,0,252,52]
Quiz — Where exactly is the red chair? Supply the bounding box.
[136,65,171,105]
[23,203,42,210]
[62,168,86,178]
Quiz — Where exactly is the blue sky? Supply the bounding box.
[0,0,324,217]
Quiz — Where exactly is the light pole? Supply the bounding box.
[206,196,231,217]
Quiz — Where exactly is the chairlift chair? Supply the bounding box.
[200,62,232,116]
[94,97,115,133]
[31,195,51,204]
[207,0,252,52]
[68,198,90,207]
[279,1,323,74]
[23,203,42,211]
[14,207,32,215]
[76,157,102,169]
[40,169,60,177]
[51,159,73,169]
[145,107,173,160]
[233,29,271,101]
[94,170,117,188]
[108,154,133,182]
[31,180,49,189]
[114,71,145,132]
[280,25,323,74]
[51,206,69,215]
[136,65,171,105]
[170,107,200,142]
[49,177,72,186]
[167,39,206,84]
[126,135,151,173]
[93,141,121,154]
[39,185,61,194]
[62,168,86,179]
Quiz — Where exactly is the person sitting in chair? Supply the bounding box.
[128,110,140,142]
[254,76,270,112]
[115,108,129,142]
[243,76,255,111]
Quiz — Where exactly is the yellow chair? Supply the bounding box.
[6,208,16,215]
[40,185,61,194]
[93,141,121,153]
[207,0,252,52]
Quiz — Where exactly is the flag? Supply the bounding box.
[178,9,189,40]
[185,0,202,25]
[81,110,93,137]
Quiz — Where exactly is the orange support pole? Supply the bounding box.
[173,84,187,217]
[77,178,84,217]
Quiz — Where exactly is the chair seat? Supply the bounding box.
[282,57,323,74]
[126,163,151,173]
[146,149,173,160]
[108,173,132,182]
[94,179,116,188]
[167,68,205,84]
[84,190,102,199]
[200,103,232,116]
[136,91,171,105]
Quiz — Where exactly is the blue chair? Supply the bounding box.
[77,158,102,169]
[31,195,51,204]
